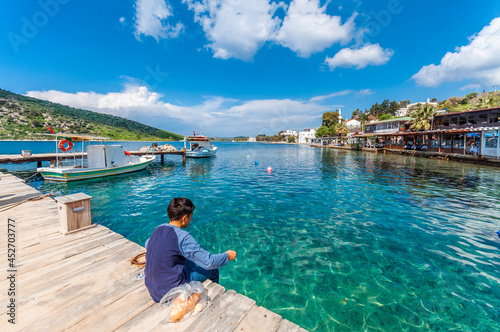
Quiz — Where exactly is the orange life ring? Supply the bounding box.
[58,139,73,152]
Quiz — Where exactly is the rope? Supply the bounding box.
[0,193,55,212]
[23,172,41,182]
[129,252,146,266]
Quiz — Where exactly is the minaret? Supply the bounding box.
[338,108,342,123]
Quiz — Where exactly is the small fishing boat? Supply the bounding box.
[184,133,217,158]
[37,133,155,182]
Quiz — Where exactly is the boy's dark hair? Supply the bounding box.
[167,197,195,221]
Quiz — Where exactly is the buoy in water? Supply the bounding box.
[497,230,500,239]
[255,161,259,165]
[267,167,272,172]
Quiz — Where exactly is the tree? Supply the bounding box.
[336,123,348,137]
[288,136,296,143]
[351,108,361,119]
[322,111,341,127]
[409,103,436,131]
[378,113,393,120]
[388,101,400,115]
[315,126,329,137]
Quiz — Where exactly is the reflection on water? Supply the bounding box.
[12,142,500,331]
[187,158,214,181]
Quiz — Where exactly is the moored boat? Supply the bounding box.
[184,133,217,158]
[37,133,155,182]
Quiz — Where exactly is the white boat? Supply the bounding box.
[37,133,155,182]
[184,134,217,158]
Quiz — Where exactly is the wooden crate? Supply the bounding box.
[55,193,93,234]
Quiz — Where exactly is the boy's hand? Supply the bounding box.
[226,250,237,261]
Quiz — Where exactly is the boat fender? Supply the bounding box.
[58,139,73,152]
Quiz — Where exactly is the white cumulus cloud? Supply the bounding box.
[460,83,481,91]
[25,85,333,136]
[183,0,282,60]
[134,0,183,41]
[275,0,356,57]
[412,17,500,87]
[325,43,393,70]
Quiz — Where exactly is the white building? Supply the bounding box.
[247,137,256,142]
[283,129,298,141]
[298,128,316,143]
[395,99,438,117]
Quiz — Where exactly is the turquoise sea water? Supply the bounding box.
[3,141,500,331]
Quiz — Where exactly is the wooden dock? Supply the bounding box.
[0,150,186,166]
[0,173,305,331]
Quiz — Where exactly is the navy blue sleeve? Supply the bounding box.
[178,233,228,270]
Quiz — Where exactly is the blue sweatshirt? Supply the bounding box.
[144,223,228,302]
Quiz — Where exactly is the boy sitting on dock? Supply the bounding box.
[144,197,237,302]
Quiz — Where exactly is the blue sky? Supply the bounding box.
[2,0,500,137]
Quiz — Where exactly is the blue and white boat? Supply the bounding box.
[37,133,154,182]
[184,134,217,158]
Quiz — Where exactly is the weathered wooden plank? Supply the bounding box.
[147,280,227,332]
[20,276,146,331]
[276,319,303,332]
[235,305,283,332]
[116,279,220,332]
[0,239,142,319]
[14,231,124,274]
[182,290,256,332]
[65,283,155,331]
[15,238,135,302]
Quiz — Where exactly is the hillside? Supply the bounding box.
[0,89,183,141]
[438,91,500,113]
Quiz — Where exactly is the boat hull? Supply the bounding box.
[186,151,217,158]
[186,147,217,158]
[38,159,153,182]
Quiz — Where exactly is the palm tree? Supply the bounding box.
[336,123,349,137]
[409,103,436,131]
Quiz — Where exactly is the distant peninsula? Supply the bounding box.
[0,89,183,141]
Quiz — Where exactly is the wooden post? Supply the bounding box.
[37,161,42,167]
[182,152,186,164]
[55,193,94,234]
[161,154,164,165]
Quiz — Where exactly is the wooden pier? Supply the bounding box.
[0,173,305,331]
[0,150,186,166]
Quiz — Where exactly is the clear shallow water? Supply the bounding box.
[4,142,500,331]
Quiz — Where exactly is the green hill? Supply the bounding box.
[0,89,183,141]
[439,91,500,113]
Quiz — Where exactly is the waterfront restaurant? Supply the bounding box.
[353,117,413,148]
[355,107,500,158]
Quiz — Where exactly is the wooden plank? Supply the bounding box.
[18,273,146,331]
[276,319,304,332]
[13,231,125,276]
[15,238,135,302]
[65,283,155,331]
[10,246,145,329]
[146,281,227,332]
[0,239,141,318]
[182,290,256,332]
[235,305,283,332]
